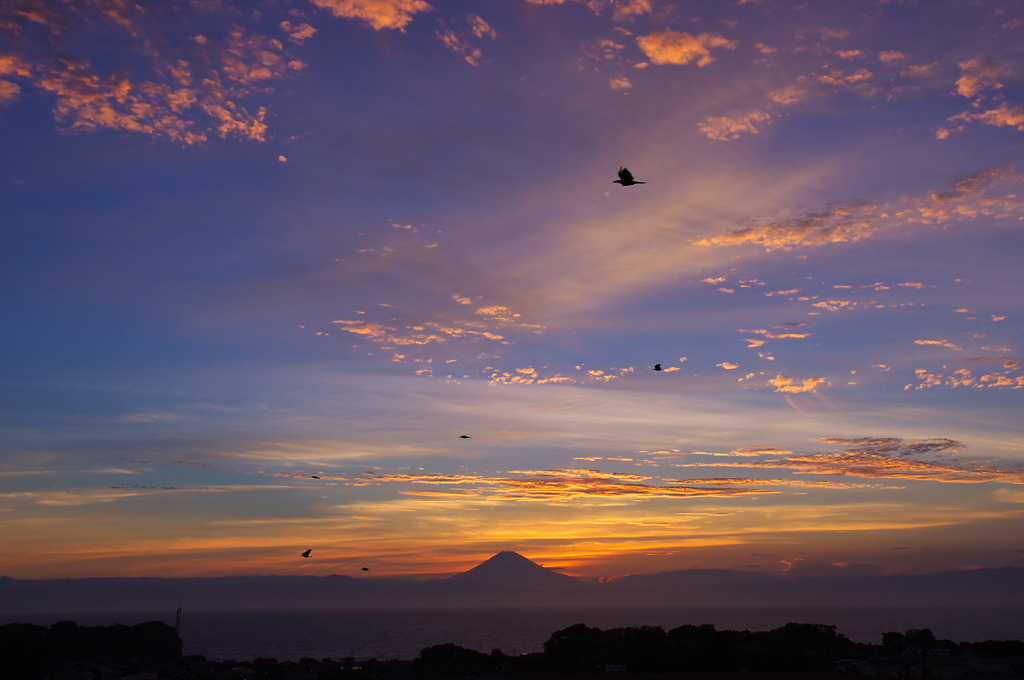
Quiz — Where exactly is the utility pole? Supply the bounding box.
[172,607,183,675]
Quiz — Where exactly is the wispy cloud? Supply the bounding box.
[437,15,498,66]
[697,167,1024,250]
[340,468,779,501]
[675,437,1024,485]
[698,109,772,141]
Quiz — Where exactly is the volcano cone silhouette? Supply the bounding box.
[450,551,581,590]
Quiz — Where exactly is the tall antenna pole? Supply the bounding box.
[173,606,183,673]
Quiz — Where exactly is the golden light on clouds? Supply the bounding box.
[636,30,737,67]
[309,0,433,31]
[768,375,827,393]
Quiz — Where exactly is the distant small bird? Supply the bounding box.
[613,167,645,186]
[301,549,312,558]
[361,567,370,571]
[459,434,471,439]
[653,364,663,371]
[311,475,320,479]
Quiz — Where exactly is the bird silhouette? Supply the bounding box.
[614,167,645,186]
[311,475,320,479]
[653,364,663,371]
[301,549,311,558]
[459,434,471,439]
[361,567,370,571]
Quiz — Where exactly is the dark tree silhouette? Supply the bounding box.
[0,619,181,680]
[543,623,607,672]
[604,625,671,672]
[413,642,493,677]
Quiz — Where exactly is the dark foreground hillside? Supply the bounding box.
[2,619,1023,680]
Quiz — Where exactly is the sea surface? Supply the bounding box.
[4,606,1023,662]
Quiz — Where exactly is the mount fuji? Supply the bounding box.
[449,551,582,590]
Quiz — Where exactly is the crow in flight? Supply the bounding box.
[311,475,320,479]
[361,567,370,571]
[653,364,663,371]
[301,549,312,558]
[614,167,645,186]
[459,434,471,439]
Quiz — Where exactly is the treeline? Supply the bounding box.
[543,622,856,673]
[0,619,181,678]
[3,619,1024,679]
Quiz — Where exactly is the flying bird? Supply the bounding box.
[311,475,320,479]
[361,567,370,571]
[459,434,471,439]
[613,167,645,186]
[301,549,311,558]
[653,364,663,371]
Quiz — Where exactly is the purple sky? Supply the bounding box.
[1,0,1023,580]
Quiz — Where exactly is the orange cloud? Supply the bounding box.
[470,14,498,39]
[636,30,737,67]
[954,56,1010,98]
[493,475,773,501]
[948,102,1024,132]
[905,364,1024,391]
[740,328,811,339]
[768,85,811,106]
[1,9,303,144]
[507,468,649,481]
[816,67,875,89]
[437,29,483,66]
[914,339,962,351]
[698,109,771,141]
[939,57,1022,137]
[332,319,505,347]
[280,21,317,44]
[0,79,21,105]
[667,477,896,489]
[768,375,826,393]
[475,305,521,321]
[687,447,793,457]
[437,16,497,66]
[612,0,653,22]
[878,50,907,63]
[900,63,939,78]
[308,0,433,31]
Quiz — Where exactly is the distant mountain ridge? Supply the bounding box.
[2,557,1024,615]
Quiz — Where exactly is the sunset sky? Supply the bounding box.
[2,0,1024,582]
